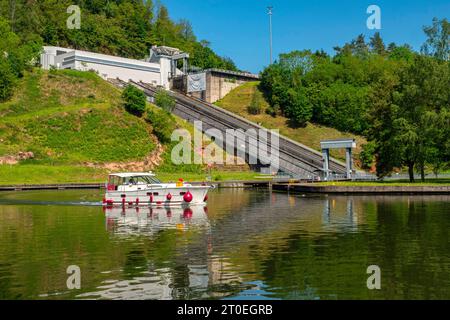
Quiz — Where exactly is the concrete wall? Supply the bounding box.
[174,70,259,103]
[158,57,172,89]
[205,72,249,103]
[41,46,166,88]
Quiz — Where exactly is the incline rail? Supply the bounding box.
[125,80,347,176]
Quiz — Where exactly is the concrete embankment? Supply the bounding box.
[0,180,283,191]
[272,183,450,194]
[2,181,449,194]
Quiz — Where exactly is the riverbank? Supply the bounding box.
[273,180,450,194]
[0,164,273,189]
[0,179,280,191]
[2,176,449,193]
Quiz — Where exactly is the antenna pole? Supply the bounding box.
[267,6,273,65]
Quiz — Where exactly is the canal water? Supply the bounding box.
[0,188,448,300]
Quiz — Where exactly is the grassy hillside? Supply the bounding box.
[216,82,367,165]
[0,69,155,164]
[0,69,253,185]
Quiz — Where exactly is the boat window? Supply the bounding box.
[137,176,161,184]
[107,176,121,190]
[121,176,161,185]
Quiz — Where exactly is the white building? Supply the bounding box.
[40,45,189,89]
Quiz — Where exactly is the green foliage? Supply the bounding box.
[369,32,386,55]
[0,1,237,71]
[146,109,176,144]
[359,141,376,169]
[311,82,369,133]
[122,85,146,116]
[0,17,43,102]
[154,89,176,112]
[0,70,155,164]
[0,60,16,101]
[421,18,449,61]
[247,90,263,115]
[285,88,312,126]
[367,55,450,181]
[260,24,449,180]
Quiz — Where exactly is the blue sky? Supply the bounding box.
[161,0,449,73]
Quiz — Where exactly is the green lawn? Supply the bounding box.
[0,165,107,185]
[314,180,450,187]
[0,164,264,185]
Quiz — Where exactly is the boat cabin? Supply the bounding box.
[107,172,162,191]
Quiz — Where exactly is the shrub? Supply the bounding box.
[265,104,279,117]
[146,109,176,144]
[247,90,263,115]
[155,88,176,112]
[284,88,313,127]
[0,60,16,102]
[122,84,146,116]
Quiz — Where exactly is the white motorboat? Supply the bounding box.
[102,172,213,207]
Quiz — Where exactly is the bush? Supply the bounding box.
[122,84,146,116]
[247,90,263,115]
[146,109,176,144]
[284,88,313,127]
[265,104,279,117]
[155,88,176,112]
[0,60,16,102]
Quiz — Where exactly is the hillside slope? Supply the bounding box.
[216,82,367,165]
[0,69,157,164]
[0,69,255,184]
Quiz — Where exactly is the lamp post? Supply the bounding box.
[267,6,273,65]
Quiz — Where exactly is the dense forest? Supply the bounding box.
[0,0,237,70]
[0,0,237,102]
[259,19,449,181]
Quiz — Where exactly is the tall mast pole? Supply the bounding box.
[267,6,273,65]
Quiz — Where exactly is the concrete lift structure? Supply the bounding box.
[320,139,356,179]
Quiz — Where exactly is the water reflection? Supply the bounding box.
[322,198,358,232]
[104,205,210,236]
[0,190,448,299]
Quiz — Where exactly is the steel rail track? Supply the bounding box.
[125,80,346,176]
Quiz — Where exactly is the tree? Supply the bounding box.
[285,88,312,127]
[369,32,386,55]
[122,85,146,116]
[154,88,176,112]
[353,34,369,57]
[367,55,450,182]
[334,34,369,58]
[0,0,237,70]
[0,16,42,101]
[366,73,403,179]
[359,141,376,170]
[421,18,449,61]
[397,55,450,181]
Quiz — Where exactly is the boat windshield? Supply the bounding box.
[122,175,161,185]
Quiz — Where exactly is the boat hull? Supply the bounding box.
[103,185,211,207]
